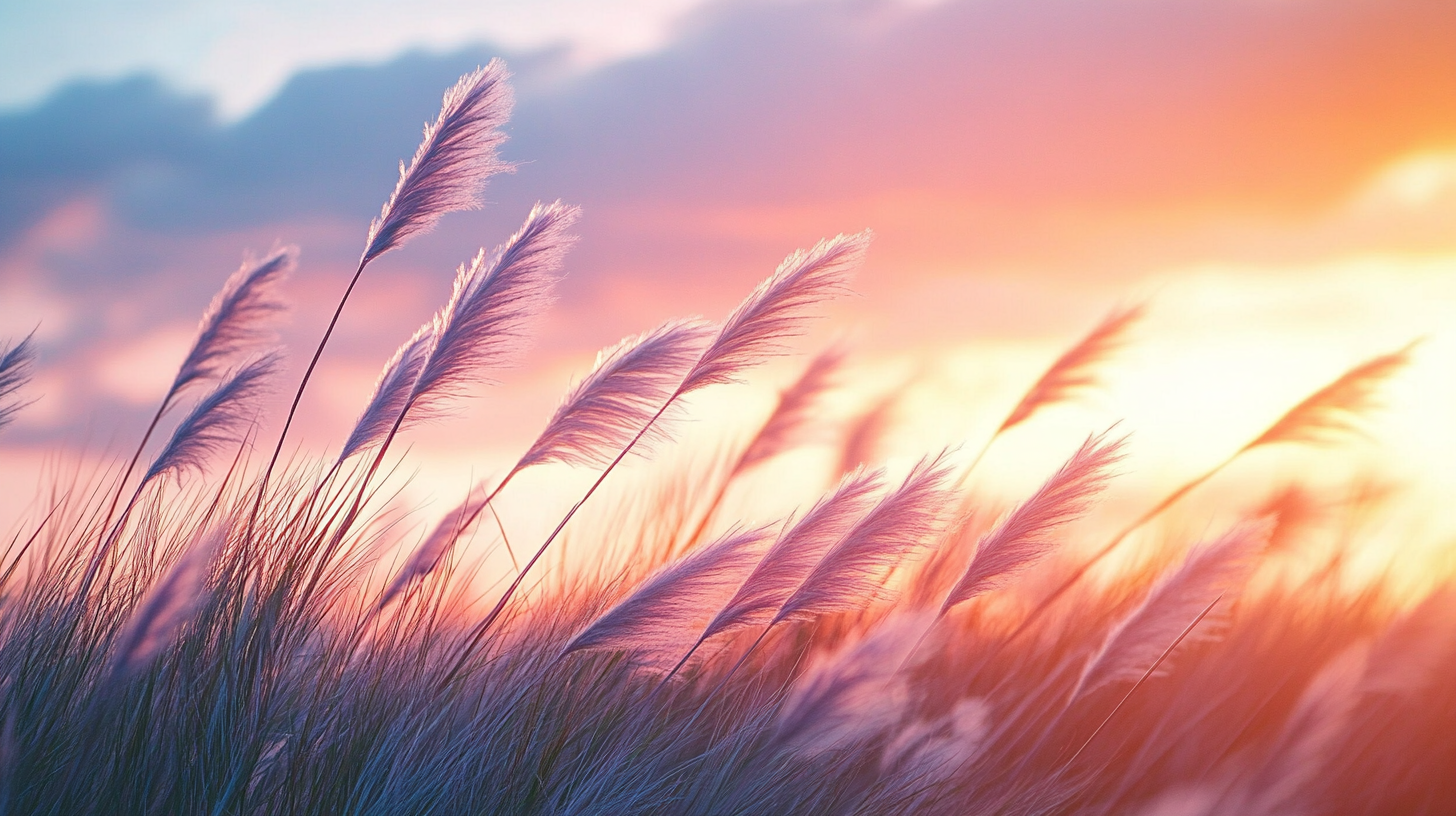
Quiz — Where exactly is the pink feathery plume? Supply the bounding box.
[774,611,935,756]
[363,62,514,263]
[773,452,957,624]
[515,318,716,470]
[940,432,1125,614]
[839,389,901,475]
[108,525,226,680]
[698,468,885,643]
[377,485,490,610]
[737,344,848,472]
[143,353,281,486]
[405,201,577,423]
[1072,519,1272,699]
[678,232,870,396]
[1240,341,1418,451]
[171,248,294,396]
[560,526,775,664]
[435,233,874,686]
[0,333,36,432]
[998,304,1143,434]
[338,326,433,463]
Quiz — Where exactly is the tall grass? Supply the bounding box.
[0,65,1451,816]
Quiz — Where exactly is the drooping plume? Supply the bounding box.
[377,484,490,610]
[774,611,935,756]
[143,353,280,486]
[561,526,774,664]
[0,334,36,432]
[338,326,433,463]
[774,452,956,624]
[1241,341,1417,451]
[839,390,899,475]
[737,345,848,472]
[406,202,577,423]
[678,232,870,395]
[940,432,1125,614]
[515,318,715,470]
[1073,519,1272,699]
[171,248,294,396]
[363,62,514,263]
[108,525,225,680]
[699,468,885,642]
[998,304,1143,433]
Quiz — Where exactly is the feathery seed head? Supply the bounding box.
[364,62,515,263]
[774,451,957,624]
[378,483,491,610]
[701,467,885,641]
[999,303,1143,433]
[172,247,294,396]
[1073,518,1272,699]
[561,525,774,666]
[941,431,1126,614]
[679,231,870,395]
[405,202,578,423]
[1244,340,1418,451]
[144,352,282,486]
[775,611,935,755]
[738,344,849,472]
[516,317,715,471]
[0,333,37,432]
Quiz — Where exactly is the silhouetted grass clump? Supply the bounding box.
[0,62,1451,816]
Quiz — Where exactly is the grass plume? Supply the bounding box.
[0,333,36,432]
[363,62,514,263]
[0,64,1450,816]
[940,432,1125,614]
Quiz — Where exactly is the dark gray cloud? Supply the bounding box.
[0,46,556,243]
[0,75,211,243]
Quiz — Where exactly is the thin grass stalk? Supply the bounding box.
[0,500,64,597]
[99,250,292,551]
[680,347,846,550]
[325,204,572,573]
[1062,593,1224,768]
[674,625,775,734]
[83,354,277,598]
[442,237,868,686]
[437,398,677,691]
[247,254,369,538]
[248,66,513,539]
[956,305,1141,485]
[991,343,1412,656]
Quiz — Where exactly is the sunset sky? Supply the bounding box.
[3,0,1456,564]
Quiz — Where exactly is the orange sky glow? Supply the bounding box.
[2,0,1454,598]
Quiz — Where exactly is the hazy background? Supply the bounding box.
[3,0,1456,555]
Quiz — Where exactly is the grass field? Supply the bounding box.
[0,62,1451,816]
